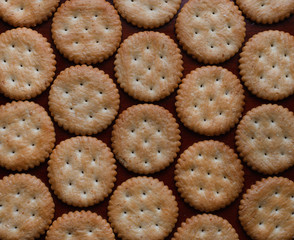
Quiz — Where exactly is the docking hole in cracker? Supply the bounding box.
[175,0,246,64]
[0,28,56,100]
[176,66,245,136]
[0,174,55,240]
[0,101,55,171]
[115,31,183,102]
[175,140,244,212]
[108,176,178,240]
[48,136,117,207]
[49,65,120,135]
[111,104,181,174]
[51,0,122,64]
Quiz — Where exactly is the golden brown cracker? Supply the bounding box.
[49,65,120,135]
[51,0,122,64]
[239,30,294,101]
[176,66,244,136]
[46,211,115,240]
[111,104,181,174]
[0,174,55,240]
[175,140,244,212]
[0,101,55,171]
[108,176,178,240]
[115,31,183,102]
[0,28,56,100]
[239,177,294,240]
[48,136,116,207]
[236,104,294,174]
[176,0,245,64]
[172,214,239,240]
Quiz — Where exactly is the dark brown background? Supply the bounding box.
[0,1,293,239]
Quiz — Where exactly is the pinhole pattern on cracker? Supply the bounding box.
[0,174,55,240]
[0,28,56,100]
[236,0,294,24]
[48,65,120,135]
[235,104,294,174]
[239,30,294,101]
[0,101,55,171]
[108,176,178,240]
[48,136,117,207]
[175,140,244,212]
[115,31,183,102]
[175,0,246,64]
[111,104,181,174]
[51,0,122,64]
[176,66,245,136]
[0,0,60,27]
[172,214,239,240]
[239,177,294,240]
[113,0,181,29]
[46,211,115,240]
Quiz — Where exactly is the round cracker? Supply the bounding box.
[0,28,56,100]
[239,30,294,101]
[49,65,120,135]
[172,214,239,240]
[108,176,178,240]
[236,0,294,24]
[175,0,246,64]
[0,174,55,240]
[176,66,244,136]
[113,0,181,29]
[235,104,294,174]
[51,0,122,64]
[0,0,60,27]
[48,136,117,207]
[0,101,55,171]
[46,211,115,240]
[239,177,294,240]
[115,31,183,102]
[111,104,181,174]
[175,140,244,212]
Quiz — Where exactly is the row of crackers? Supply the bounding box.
[0,0,293,240]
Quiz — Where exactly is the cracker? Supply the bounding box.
[48,136,116,207]
[239,30,294,101]
[108,176,178,240]
[0,28,56,100]
[49,65,120,135]
[51,0,122,64]
[176,66,244,136]
[236,0,294,24]
[115,31,183,102]
[113,0,181,29]
[239,177,294,240]
[175,0,246,64]
[172,214,239,240]
[0,101,55,171]
[0,0,59,27]
[175,140,244,212]
[0,174,55,240]
[46,211,115,240]
[111,104,181,174]
[235,104,294,174]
